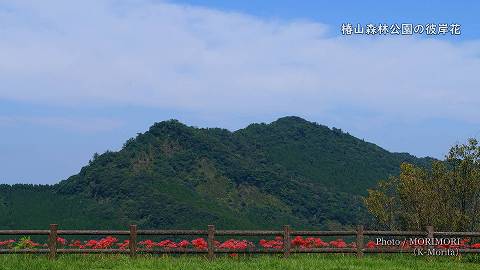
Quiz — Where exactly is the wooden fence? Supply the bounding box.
[2,224,480,259]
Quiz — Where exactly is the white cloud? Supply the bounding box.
[0,115,122,132]
[0,0,479,124]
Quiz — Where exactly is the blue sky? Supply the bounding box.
[174,0,480,40]
[1,0,479,184]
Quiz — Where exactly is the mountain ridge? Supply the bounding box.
[0,116,433,230]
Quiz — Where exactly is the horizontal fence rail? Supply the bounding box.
[1,224,480,259]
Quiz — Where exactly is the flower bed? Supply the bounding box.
[1,236,478,251]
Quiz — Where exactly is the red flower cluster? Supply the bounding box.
[117,240,130,250]
[4,236,480,251]
[191,238,208,249]
[259,236,283,249]
[63,236,118,249]
[257,236,352,249]
[137,238,253,250]
[0,240,15,248]
[138,239,179,249]
[329,239,350,248]
[291,236,350,248]
[56,237,67,245]
[178,240,190,248]
[218,239,253,250]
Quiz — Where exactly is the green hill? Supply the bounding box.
[0,116,433,230]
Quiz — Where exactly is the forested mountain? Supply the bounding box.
[0,117,433,230]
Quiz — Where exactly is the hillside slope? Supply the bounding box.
[0,117,433,230]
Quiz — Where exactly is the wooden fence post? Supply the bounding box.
[283,225,291,258]
[129,224,137,258]
[426,225,434,250]
[356,225,364,257]
[426,225,434,238]
[48,224,58,259]
[207,225,215,260]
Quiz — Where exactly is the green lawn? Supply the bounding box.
[1,254,480,270]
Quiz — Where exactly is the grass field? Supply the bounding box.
[1,254,480,270]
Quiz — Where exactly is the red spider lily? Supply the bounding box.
[178,240,190,248]
[69,240,81,248]
[218,239,252,250]
[117,240,130,250]
[329,239,347,248]
[291,236,330,248]
[0,240,15,248]
[5,235,480,252]
[259,239,283,249]
[191,238,208,250]
[56,237,67,246]
[157,240,178,248]
[69,240,85,249]
[309,237,329,248]
[84,236,118,249]
[138,239,157,249]
[291,236,305,247]
[471,243,480,249]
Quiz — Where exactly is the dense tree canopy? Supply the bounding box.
[364,139,480,231]
[0,117,432,230]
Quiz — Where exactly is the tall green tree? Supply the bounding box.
[364,139,480,231]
